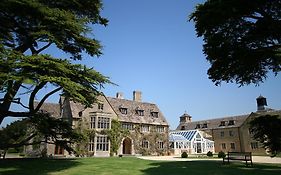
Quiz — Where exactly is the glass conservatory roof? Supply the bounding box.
[169,134,186,142]
[169,130,197,141]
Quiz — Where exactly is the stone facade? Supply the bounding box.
[39,91,169,157]
[177,96,281,154]
[106,93,169,156]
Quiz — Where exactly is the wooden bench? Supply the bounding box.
[223,152,253,166]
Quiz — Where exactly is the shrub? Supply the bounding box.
[19,153,25,157]
[181,152,188,158]
[218,151,226,158]
[207,151,213,157]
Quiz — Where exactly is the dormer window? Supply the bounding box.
[136,109,144,116]
[151,112,158,118]
[119,108,127,115]
[228,120,235,126]
[78,111,83,117]
[219,121,226,126]
[98,103,104,110]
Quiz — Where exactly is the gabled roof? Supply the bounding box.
[67,100,85,119]
[106,97,168,126]
[177,114,249,130]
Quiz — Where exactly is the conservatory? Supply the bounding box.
[169,130,214,155]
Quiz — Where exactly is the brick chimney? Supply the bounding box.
[133,91,142,102]
[116,92,124,99]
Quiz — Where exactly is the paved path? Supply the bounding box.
[137,156,281,164]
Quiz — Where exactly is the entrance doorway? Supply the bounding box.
[54,144,64,155]
[122,138,132,154]
[196,143,202,153]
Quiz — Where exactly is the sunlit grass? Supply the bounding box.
[0,157,280,175]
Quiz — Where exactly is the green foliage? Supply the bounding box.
[0,0,108,59]
[129,125,168,156]
[218,151,226,158]
[0,0,110,124]
[0,53,111,107]
[181,152,188,158]
[73,119,95,157]
[190,0,281,86]
[0,112,84,155]
[250,114,281,157]
[0,119,29,151]
[105,120,129,156]
[19,153,25,157]
[207,151,213,157]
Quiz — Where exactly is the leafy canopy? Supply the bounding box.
[250,114,281,157]
[0,112,84,155]
[0,0,110,124]
[190,0,281,86]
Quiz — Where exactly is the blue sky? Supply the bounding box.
[90,0,281,130]
[1,0,281,129]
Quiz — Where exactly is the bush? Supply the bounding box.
[7,148,18,153]
[181,152,188,158]
[19,153,25,157]
[207,151,213,157]
[218,151,226,158]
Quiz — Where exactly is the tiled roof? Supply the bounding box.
[107,97,169,126]
[67,100,85,118]
[177,114,249,130]
[34,101,61,118]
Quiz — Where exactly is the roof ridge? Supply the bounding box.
[191,113,250,123]
[34,100,59,105]
[106,96,156,105]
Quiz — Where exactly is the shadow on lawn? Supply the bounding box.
[0,158,81,175]
[142,160,281,175]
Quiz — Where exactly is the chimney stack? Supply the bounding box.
[256,95,267,111]
[116,92,124,99]
[133,91,142,102]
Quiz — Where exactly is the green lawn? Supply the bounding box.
[0,157,281,175]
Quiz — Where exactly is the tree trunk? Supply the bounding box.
[0,115,4,125]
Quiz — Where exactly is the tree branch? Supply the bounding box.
[29,82,47,112]
[34,86,63,112]
[11,99,29,109]
[0,81,22,117]
[30,45,37,55]
[4,111,32,117]
[36,42,52,54]
[15,132,38,147]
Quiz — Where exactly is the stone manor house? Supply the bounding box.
[176,96,281,155]
[37,91,169,157]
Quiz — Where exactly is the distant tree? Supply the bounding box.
[249,115,281,157]
[190,0,281,86]
[0,112,84,158]
[0,0,110,124]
